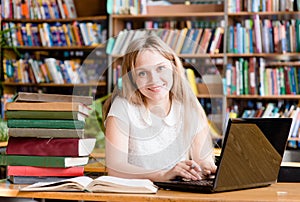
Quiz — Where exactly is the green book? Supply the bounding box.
[5,110,87,121]
[7,119,85,129]
[8,128,85,138]
[4,155,89,168]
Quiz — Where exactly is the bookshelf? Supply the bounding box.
[107,0,299,142]
[0,0,109,117]
[225,0,300,143]
[107,0,226,135]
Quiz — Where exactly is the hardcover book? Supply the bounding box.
[6,102,90,116]
[8,128,85,138]
[7,166,84,177]
[14,92,93,105]
[9,176,70,185]
[20,176,158,193]
[6,137,96,157]
[4,155,89,168]
[5,110,87,121]
[7,119,85,129]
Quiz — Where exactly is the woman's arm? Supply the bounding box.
[105,116,202,181]
[190,125,217,177]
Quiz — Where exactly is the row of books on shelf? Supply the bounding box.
[227,17,300,54]
[228,0,300,13]
[228,101,299,140]
[3,57,106,84]
[143,20,222,30]
[107,27,224,56]
[107,0,147,15]
[1,0,77,20]
[2,92,95,184]
[225,57,300,96]
[3,21,107,47]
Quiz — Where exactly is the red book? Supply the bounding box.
[6,137,96,157]
[7,166,84,177]
[248,57,257,95]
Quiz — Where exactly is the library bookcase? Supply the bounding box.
[107,0,299,143]
[0,0,109,117]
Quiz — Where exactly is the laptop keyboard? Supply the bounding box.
[169,179,214,186]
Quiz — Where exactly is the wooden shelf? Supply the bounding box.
[2,82,106,87]
[0,142,7,147]
[112,13,225,19]
[3,45,105,51]
[226,95,300,100]
[226,53,300,60]
[1,16,107,23]
[112,53,224,58]
[228,11,300,18]
[197,94,224,98]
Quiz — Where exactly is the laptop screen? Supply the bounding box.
[214,118,292,192]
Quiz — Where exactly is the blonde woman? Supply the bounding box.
[104,33,216,182]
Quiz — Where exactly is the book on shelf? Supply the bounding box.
[6,137,96,157]
[174,28,188,54]
[20,175,158,194]
[7,166,84,177]
[64,0,77,18]
[6,102,91,116]
[5,110,88,121]
[8,128,85,138]
[2,154,89,168]
[185,68,199,95]
[7,119,85,129]
[13,91,91,105]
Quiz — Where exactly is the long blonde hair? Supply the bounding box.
[103,32,212,162]
[104,31,208,124]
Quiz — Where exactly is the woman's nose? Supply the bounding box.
[149,71,160,83]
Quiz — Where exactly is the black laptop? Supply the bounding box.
[154,118,292,193]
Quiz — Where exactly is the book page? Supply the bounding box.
[94,176,154,187]
[21,176,93,191]
[87,176,158,193]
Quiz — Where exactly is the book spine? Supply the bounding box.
[7,165,84,176]
[6,137,81,156]
[6,155,87,167]
[7,119,85,129]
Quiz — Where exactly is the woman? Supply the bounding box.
[104,33,216,182]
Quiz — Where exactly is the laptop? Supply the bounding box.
[154,118,292,193]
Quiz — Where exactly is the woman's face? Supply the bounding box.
[134,50,173,103]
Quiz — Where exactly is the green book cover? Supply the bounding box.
[7,119,85,129]
[5,155,89,168]
[243,60,249,95]
[5,110,86,121]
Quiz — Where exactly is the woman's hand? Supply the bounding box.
[198,160,217,178]
[161,160,202,181]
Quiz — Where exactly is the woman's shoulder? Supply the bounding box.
[110,96,140,112]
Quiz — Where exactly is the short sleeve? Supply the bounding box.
[106,96,130,126]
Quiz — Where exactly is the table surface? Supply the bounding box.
[1,182,300,202]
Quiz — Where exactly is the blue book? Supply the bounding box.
[180,29,193,54]
[269,27,274,53]
[236,23,243,54]
[228,26,234,53]
[249,28,253,53]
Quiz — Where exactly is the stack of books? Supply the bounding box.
[4,92,96,184]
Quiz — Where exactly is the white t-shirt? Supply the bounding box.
[107,96,208,171]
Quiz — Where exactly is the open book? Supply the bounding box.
[20,176,158,194]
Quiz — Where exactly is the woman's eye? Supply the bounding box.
[157,66,166,71]
[137,71,147,77]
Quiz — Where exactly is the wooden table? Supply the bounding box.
[1,182,300,202]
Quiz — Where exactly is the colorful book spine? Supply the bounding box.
[7,166,84,177]
[7,119,85,129]
[6,137,95,157]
